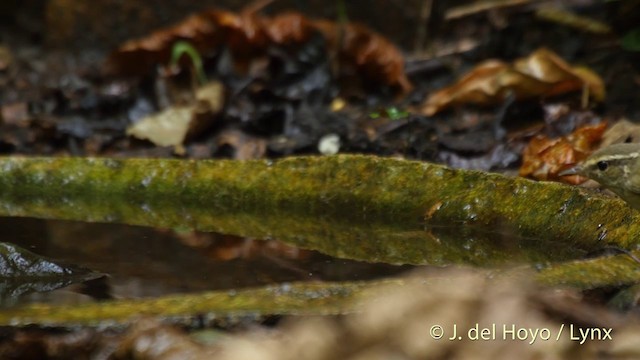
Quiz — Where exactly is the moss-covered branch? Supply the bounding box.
[0,279,401,327]
[0,155,637,260]
[536,251,640,289]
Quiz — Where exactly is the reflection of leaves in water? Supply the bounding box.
[0,243,102,305]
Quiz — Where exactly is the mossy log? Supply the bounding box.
[0,279,401,327]
[0,155,637,257]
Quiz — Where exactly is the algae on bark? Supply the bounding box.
[0,279,402,327]
[536,251,640,289]
[0,155,635,253]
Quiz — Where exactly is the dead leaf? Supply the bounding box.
[126,81,223,151]
[1,102,29,126]
[600,119,640,147]
[265,12,315,45]
[106,7,410,94]
[215,129,267,160]
[519,122,607,183]
[105,11,223,77]
[421,48,605,116]
[127,107,193,149]
[195,80,225,111]
[313,20,412,94]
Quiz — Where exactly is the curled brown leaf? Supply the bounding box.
[105,7,410,94]
[313,20,412,94]
[519,122,607,183]
[421,48,605,116]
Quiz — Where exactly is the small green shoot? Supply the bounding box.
[170,41,208,86]
[369,107,410,121]
[622,28,640,52]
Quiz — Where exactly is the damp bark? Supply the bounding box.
[0,155,637,263]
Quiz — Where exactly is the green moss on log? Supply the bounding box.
[0,279,401,327]
[536,251,640,289]
[0,155,637,261]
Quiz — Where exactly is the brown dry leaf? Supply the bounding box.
[215,128,267,160]
[600,119,640,147]
[105,3,272,77]
[519,122,607,183]
[264,12,316,45]
[1,102,29,126]
[421,48,605,116]
[106,7,410,94]
[212,9,270,65]
[313,20,412,94]
[126,81,223,152]
[105,11,223,77]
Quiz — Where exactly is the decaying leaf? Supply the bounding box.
[126,81,223,152]
[313,20,412,94]
[600,119,640,147]
[519,122,607,183]
[0,102,29,126]
[105,11,224,78]
[215,129,267,160]
[421,48,605,116]
[127,107,194,150]
[106,7,410,94]
[264,12,316,45]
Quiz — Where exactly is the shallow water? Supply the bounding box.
[0,217,412,306]
[0,211,586,309]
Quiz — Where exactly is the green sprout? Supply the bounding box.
[386,107,410,120]
[622,28,640,52]
[170,40,208,86]
[369,106,410,120]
